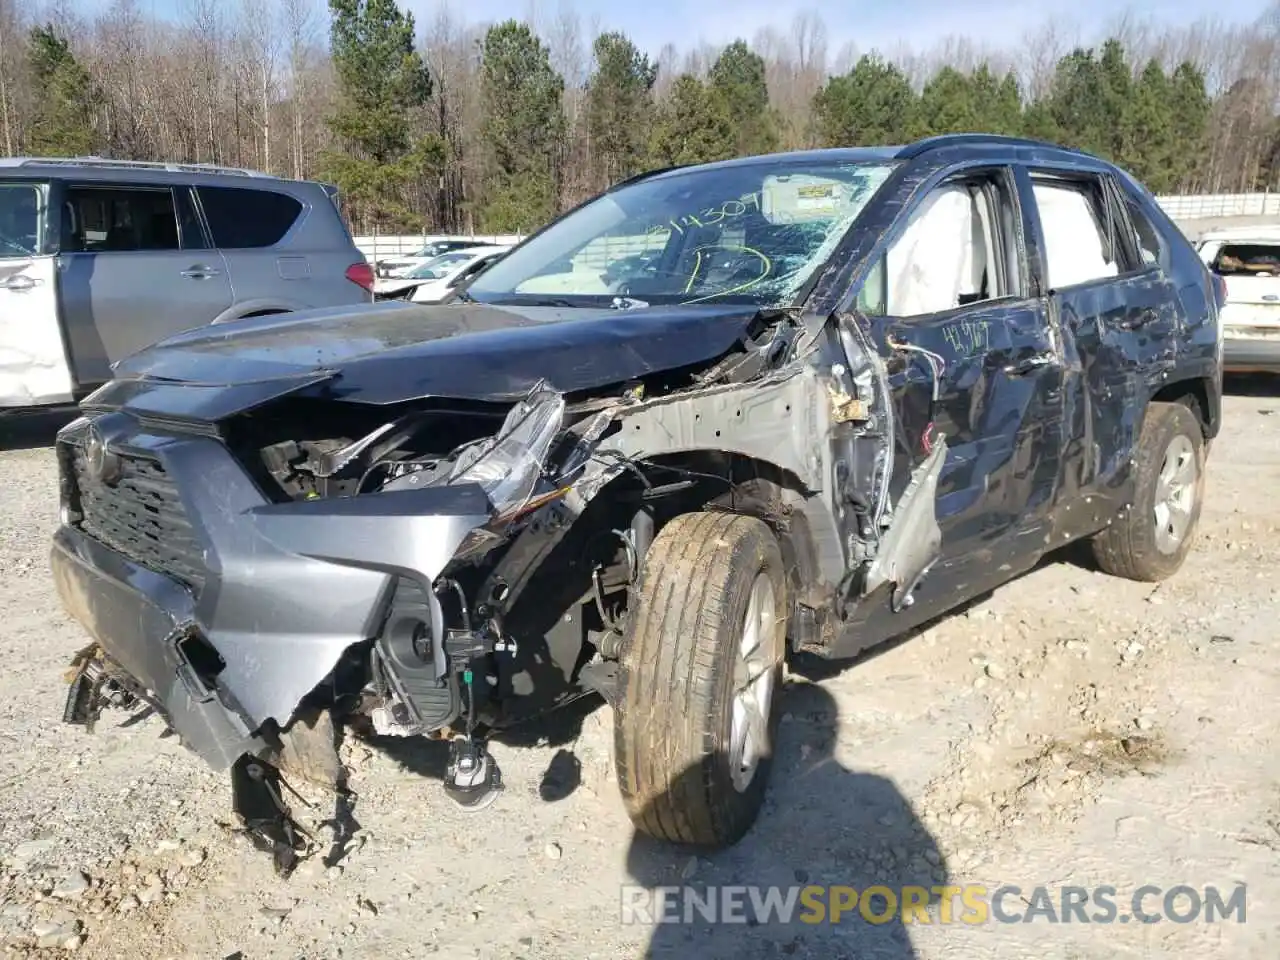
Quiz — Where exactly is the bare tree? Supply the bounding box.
[235,0,279,171]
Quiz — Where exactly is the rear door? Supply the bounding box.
[0,179,74,406]
[1016,167,1171,538]
[57,182,233,385]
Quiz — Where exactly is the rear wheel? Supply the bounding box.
[613,511,787,848]
[1091,401,1205,582]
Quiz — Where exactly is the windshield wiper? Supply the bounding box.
[611,296,649,310]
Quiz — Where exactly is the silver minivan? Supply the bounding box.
[0,158,374,412]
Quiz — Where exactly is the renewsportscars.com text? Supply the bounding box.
[619,883,1248,926]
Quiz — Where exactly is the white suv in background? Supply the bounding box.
[1198,225,1280,373]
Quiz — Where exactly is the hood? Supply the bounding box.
[89,300,772,421]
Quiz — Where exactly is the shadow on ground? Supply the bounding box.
[626,685,944,960]
[0,407,78,451]
[352,689,601,801]
[1223,372,1280,399]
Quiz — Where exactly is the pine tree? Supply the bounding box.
[586,33,657,187]
[708,40,780,156]
[649,74,735,167]
[1126,60,1175,190]
[321,0,440,228]
[1168,62,1210,192]
[26,25,97,157]
[478,20,566,232]
[920,67,977,136]
[812,55,919,147]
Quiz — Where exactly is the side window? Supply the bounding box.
[1029,176,1125,289]
[198,187,303,249]
[0,183,43,255]
[174,187,209,250]
[1119,191,1165,266]
[63,186,181,253]
[860,171,1019,319]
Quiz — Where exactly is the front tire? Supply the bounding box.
[1091,401,1206,582]
[614,512,787,848]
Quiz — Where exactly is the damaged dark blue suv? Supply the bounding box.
[50,134,1222,869]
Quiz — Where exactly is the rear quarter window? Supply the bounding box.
[197,186,303,249]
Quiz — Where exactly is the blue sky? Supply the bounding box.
[398,0,1268,57]
[100,0,1270,59]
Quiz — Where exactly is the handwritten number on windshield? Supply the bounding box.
[679,243,773,305]
[647,191,762,239]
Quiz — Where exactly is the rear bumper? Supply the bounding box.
[1224,336,1280,372]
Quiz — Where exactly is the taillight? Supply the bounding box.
[1211,272,1228,310]
[345,262,374,293]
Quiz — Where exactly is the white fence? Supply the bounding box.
[353,234,523,262]
[353,192,1279,263]
[1155,192,1279,220]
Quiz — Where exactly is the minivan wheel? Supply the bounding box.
[614,511,787,848]
[1091,401,1206,582]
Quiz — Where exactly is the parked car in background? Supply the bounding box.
[1197,225,1280,373]
[374,246,511,302]
[50,135,1221,873]
[0,157,373,414]
[374,239,499,279]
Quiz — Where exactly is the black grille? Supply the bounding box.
[68,446,206,590]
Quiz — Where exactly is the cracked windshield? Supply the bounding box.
[466,160,895,308]
[0,183,42,258]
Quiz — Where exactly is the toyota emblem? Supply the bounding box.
[84,422,121,486]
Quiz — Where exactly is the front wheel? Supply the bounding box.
[613,512,787,848]
[1091,401,1206,582]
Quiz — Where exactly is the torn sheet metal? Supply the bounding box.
[862,436,947,611]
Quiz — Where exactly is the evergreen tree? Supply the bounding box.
[1047,48,1105,155]
[649,74,735,167]
[586,32,657,187]
[1168,62,1210,192]
[1126,60,1175,190]
[708,40,780,156]
[1097,38,1133,161]
[26,25,97,157]
[478,20,566,232]
[812,55,919,147]
[919,67,977,136]
[321,0,440,228]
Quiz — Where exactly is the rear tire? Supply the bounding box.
[614,511,787,848]
[1091,401,1205,582]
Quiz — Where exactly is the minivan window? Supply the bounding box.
[0,182,43,257]
[198,186,302,249]
[63,186,181,253]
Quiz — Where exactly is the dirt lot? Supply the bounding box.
[1,381,1278,960]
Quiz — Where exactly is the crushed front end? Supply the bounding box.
[48,376,664,868]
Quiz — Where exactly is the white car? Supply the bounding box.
[374,247,510,302]
[374,240,500,278]
[1197,226,1280,373]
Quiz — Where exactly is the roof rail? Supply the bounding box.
[0,156,276,178]
[897,133,1069,159]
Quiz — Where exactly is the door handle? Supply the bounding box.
[180,265,221,279]
[0,274,39,291]
[1004,352,1056,376]
[1118,308,1160,331]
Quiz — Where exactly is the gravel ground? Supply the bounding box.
[1,381,1278,960]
